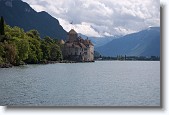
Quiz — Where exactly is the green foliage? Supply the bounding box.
[26,30,40,40]
[50,44,62,61]
[0,43,5,64]
[15,39,29,64]
[10,26,25,38]
[44,36,54,44]
[0,23,63,66]
[26,43,39,63]
[26,38,43,64]
[41,41,50,60]
[4,42,17,64]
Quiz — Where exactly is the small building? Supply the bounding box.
[62,29,94,62]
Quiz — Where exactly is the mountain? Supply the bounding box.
[89,36,121,48]
[96,27,160,57]
[0,0,67,39]
[78,33,120,48]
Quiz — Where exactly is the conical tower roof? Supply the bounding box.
[69,29,77,34]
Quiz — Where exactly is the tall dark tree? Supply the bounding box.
[0,16,5,35]
[50,44,62,61]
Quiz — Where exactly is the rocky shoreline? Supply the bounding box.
[0,60,95,68]
[40,60,95,64]
[0,63,13,68]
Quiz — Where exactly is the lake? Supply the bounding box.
[0,61,160,106]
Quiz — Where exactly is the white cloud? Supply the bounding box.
[58,18,102,37]
[22,0,160,37]
[30,5,45,12]
[114,26,137,35]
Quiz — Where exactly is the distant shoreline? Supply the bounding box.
[0,60,160,68]
[95,60,160,61]
[94,56,160,61]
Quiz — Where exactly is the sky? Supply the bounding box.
[22,0,160,37]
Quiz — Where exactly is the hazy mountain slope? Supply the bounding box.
[78,33,120,48]
[96,27,160,57]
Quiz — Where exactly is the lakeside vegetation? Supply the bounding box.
[94,55,160,61]
[94,51,160,61]
[0,17,62,67]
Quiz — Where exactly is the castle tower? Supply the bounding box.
[68,29,78,42]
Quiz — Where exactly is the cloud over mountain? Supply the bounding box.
[22,0,160,37]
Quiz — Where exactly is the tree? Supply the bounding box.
[26,30,40,40]
[50,44,62,61]
[42,36,63,61]
[10,26,25,38]
[43,36,54,44]
[0,16,5,35]
[41,41,50,60]
[25,30,43,63]
[25,38,42,64]
[4,43,17,64]
[0,43,5,64]
[26,42,38,64]
[15,39,29,64]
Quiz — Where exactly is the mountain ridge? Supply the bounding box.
[96,27,160,57]
[0,0,67,39]
[78,33,121,48]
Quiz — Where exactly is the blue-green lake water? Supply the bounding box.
[0,61,160,106]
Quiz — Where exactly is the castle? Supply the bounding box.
[61,29,94,62]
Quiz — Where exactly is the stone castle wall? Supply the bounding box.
[63,29,94,62]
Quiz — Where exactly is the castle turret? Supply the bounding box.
[68,29,78,42]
